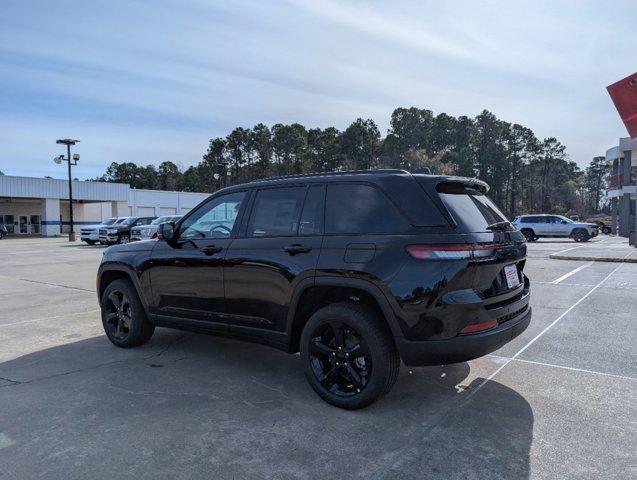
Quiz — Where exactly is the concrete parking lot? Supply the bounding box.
[1,236,635,479]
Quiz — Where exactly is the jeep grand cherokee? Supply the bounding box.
[97,169,531,409]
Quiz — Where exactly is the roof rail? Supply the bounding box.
[249,169,410,183]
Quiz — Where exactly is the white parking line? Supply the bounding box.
[506,263,623,362]
[549,236,610,257]
[487,356,636,382]
[551,244,585,256]
[551,261,594,284]
[368,262,624,480]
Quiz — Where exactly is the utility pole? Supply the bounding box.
[54,139,80,241]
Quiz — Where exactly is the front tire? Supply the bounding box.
[85,240,96,245]
[300,302,400,410]
[118,233,130,244]
[101,279,154,348]
[572,229,590,242]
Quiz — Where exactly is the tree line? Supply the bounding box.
[93,107,610,218]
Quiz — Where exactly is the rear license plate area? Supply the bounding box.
[504,264,521,289]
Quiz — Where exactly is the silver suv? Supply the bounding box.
[512,214,598,242]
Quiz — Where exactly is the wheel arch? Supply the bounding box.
[97,264,150,313]
[286,276,402,353]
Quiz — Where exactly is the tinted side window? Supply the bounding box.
[247,187,306,237]
[180,191,246,239]
[299,185,324,235]
[325,183,409,234]
[520,217,532,223]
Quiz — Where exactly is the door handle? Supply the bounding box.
[201,245,223,255]
[283,244,312,255]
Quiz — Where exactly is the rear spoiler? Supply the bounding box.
[415,175,490,194]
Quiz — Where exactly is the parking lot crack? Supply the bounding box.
[18,278,95,293]
[152,335,186,358]
[0,376,22,386]
[109,384,220,400]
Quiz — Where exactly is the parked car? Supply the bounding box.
[99,216,156,245]
[81,217,123,245]
[0,223,6,239]
[131,215,183,241]
[97,170,531,409]
[584,214,612,234]
[512,214,599,242]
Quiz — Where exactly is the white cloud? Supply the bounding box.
[0,0,634,178]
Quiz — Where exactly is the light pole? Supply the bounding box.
[54,139,80,241]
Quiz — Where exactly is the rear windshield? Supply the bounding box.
[436,183,508,232]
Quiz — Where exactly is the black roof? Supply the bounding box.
[220,169,489,193]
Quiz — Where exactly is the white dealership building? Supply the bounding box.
[0,175,210,236]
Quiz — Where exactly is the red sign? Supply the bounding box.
[607,72,637,138]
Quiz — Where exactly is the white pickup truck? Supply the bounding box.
[80,217,123,245]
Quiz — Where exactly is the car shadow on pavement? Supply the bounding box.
[0,330,533,479]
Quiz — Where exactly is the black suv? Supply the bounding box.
[99,216,156,245]
[97,170,531,409]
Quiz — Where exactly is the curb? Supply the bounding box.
[549,254,637,263]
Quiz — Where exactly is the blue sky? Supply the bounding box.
[0,0,634,179]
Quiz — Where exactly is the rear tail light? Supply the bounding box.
[460,319,498,334]
[406,244,498,260]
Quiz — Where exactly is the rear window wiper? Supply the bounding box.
[486,221,513,231]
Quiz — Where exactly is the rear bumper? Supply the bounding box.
[396,306,531,366]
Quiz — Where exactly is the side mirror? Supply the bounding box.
[157,222,176,241]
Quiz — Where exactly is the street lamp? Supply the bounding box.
[54,139,80,241]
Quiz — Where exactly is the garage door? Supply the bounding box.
[137,207,155,216]
[160,207,177,216]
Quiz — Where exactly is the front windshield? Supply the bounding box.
[102,218,117,226]
[557,215,573,223]
[114,218,127,224]
[122,217,136,226]
[151,216,172,225]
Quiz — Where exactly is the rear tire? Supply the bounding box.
[300,302,400,410]
[521,229,536,242]
[101,279,154,348]
[86,240,96,245]
[602,226,611,235]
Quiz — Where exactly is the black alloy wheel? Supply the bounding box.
[101,279,155,348]
[119,233,130,244]
[300,302,400,409]
[573,230,590,242]
[308,321,372,397]
[103,290,133,342]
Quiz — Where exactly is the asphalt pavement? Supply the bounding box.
[0,236,635,479]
